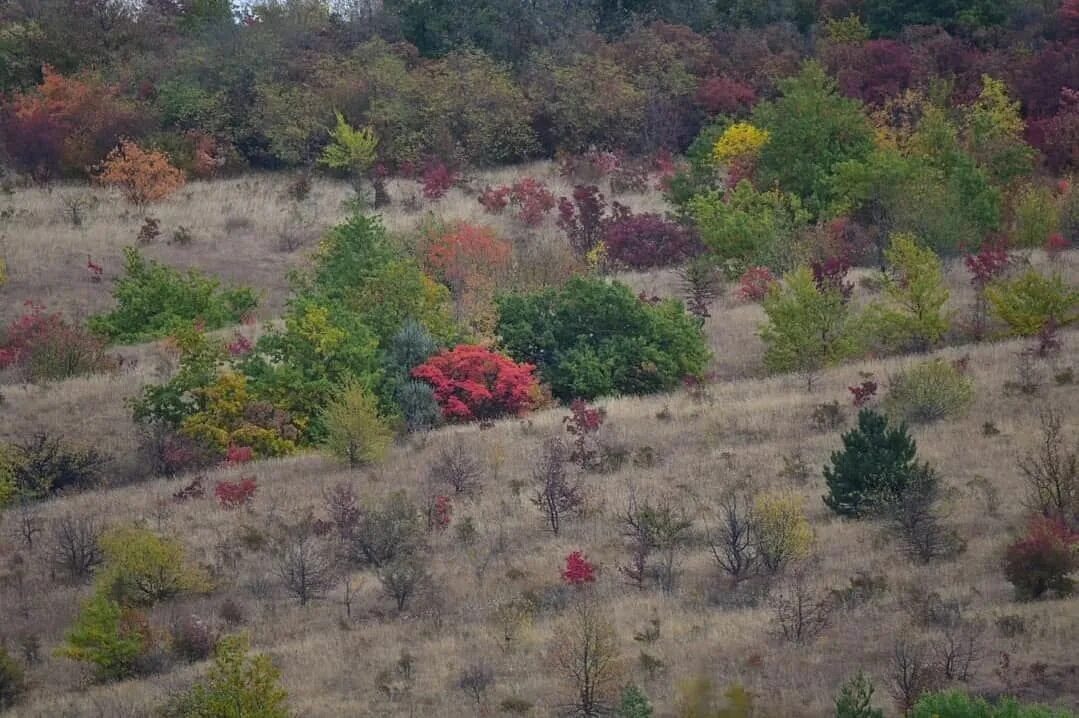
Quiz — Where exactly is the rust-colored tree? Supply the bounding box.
[97,140,186,209]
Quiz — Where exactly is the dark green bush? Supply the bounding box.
[495,277,709,400]
[88,248,257,344]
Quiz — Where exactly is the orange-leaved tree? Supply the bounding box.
[98,140,186,209]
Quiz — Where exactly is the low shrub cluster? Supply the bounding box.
[0,302,115,382]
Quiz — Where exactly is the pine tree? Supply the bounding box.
[834,672,884,718]
[618,684,654,718]
[822,409,923,517]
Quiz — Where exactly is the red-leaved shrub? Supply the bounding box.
[0,301,114,382]
[214,477,257,509]
[562,550,596,586]
[429,495,453,531]
[964,241,1012,288]
[423,222,511,295]
[1003,516,1079,600]
[1046,233,1069,259]
[563,399,606,470]
[421,161,457,199]
[695,75,758,116]
[602,213,702,269]
[225,444,254,465]
[412,345,538,422]
[479,178,556,225]
[811,256,853,300]
[737,266,777,302]
[557,185,629,256]
[848,380,878,407]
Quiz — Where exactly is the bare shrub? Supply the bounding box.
[882,467,962,563]
[169,614,218,662]
[428,444,483,497]
[456,661,495,707]
[49,514,103,582]
[548,601,624,717]
[769,566,832,644]
[618,491,692,593]
[531,438,582,535]
[348,491,425,568]
[378,554,430,612]
[274,520,337,606]
[889,638,936,713]
[1019,407,1078,523]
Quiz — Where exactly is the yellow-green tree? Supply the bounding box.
[321,382,394,468]
[97,526,211,607]
[752,491,814,573]
[867,234,949,352]
[59,593,147,681]
[318,111,378,192]
[986,270,1079,337]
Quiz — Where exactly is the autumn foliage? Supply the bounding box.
[97,140,186,207]
[423,223,511,293]
[562,550,596,586]
[214,477,258,509]
[411,345,538,422]
[1003,516,1079,600]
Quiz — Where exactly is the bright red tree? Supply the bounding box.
[562,550,596,586]
[411,345,538,422]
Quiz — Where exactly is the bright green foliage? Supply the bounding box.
[867,234,949,352]
[986,270,1079,337]
[318,111,378,181]
[823,409,927,517]
[911,690,1079,718]
[884,359,974,424]
[823,14,871,43]
[161,634,290,718]
[59,593,146,681]
[690,182,810,277]
[88,248,258,344]
[495,277,709,400]
[966,76,1035,187]
[1012,184,1061,249]
[760,267,863,385]
[132,325,226,427]
[0,645,26,709]
[835,672,884,718]
[618,684,654,718]
[752,61,875,216]
[242,299,383,443]
[179,372,299,458]
[676,678,755,718]
[322,382,394,468]
[97,526,211,607]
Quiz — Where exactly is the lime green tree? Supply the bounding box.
[322,382,395,468]
[319,111,378,193]
[986,270,1079,337]
[866,234,949,352]
[966,76,1035,187]
[760,267,863,389]
[59,593,147,681]
[161,634,290,718]
[97,526,211,607]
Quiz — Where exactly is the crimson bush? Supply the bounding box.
[411,345,538,422]
[602,213,702,269]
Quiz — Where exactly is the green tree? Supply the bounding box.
[985,270,1079,337]
[760,267,863,389]
[97,526,211,607]
[618,684,654,718]
[161,634,290,718]
[911,690,1078,718]
[496,277,709,400]
[823,409,927,517]
[752,61,875,216]
[322,382,395,468]
[835,672,884,718]
[689,182,810,277]
[318,111,378,191]
[966,76,1035,188]
[866,234,949,352]
[59,593,146,681]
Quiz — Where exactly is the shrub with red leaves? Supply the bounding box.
[0,301,114,382]
[848,380,878,407]
[215,476,257,509]
[811,257,854,300]
[1046,233,1069,259]
[602,213,702,269]
[412,345,538,422]
[737,266,777,302]
[562,550,596,586]
[964,241,1012,288]
[1003,516,1079,600]
[227,333,253,357]
[825,39,915,106]
[421,161,457,199]
[563,399,606,470]
[557,185,630,256]
[695,75,758,116]
[429,495,453,531]
[225,444,254,465]
[478,177,556,225]
[423,222,512,296]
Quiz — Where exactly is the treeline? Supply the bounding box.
[1,0,1077,181]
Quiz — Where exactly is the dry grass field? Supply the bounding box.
[0,168,1077,717]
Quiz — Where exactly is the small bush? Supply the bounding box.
[752,491,814,574]
[986,270,1078,338]
[738,266,777,302]
[479,177,556,225]
[215,477,258,509]
[911,690,1078,717]
[883,359,974,424]
[349,491,425,568]
[0,301,115,382]
[561,550,596,586]
[2,433,109,502]
[89,248,257,343]
[412,345,538,422]
[97,140,185,208]
[602,213,702,270]
[428,444,483,496]
[0,647,26,710]
[1002,516,1079,600]
[160,634,289,718]
[170,615,218,662]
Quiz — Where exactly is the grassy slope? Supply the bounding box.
[0,171,1077,717]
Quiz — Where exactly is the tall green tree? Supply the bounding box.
[866,234,949,352]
